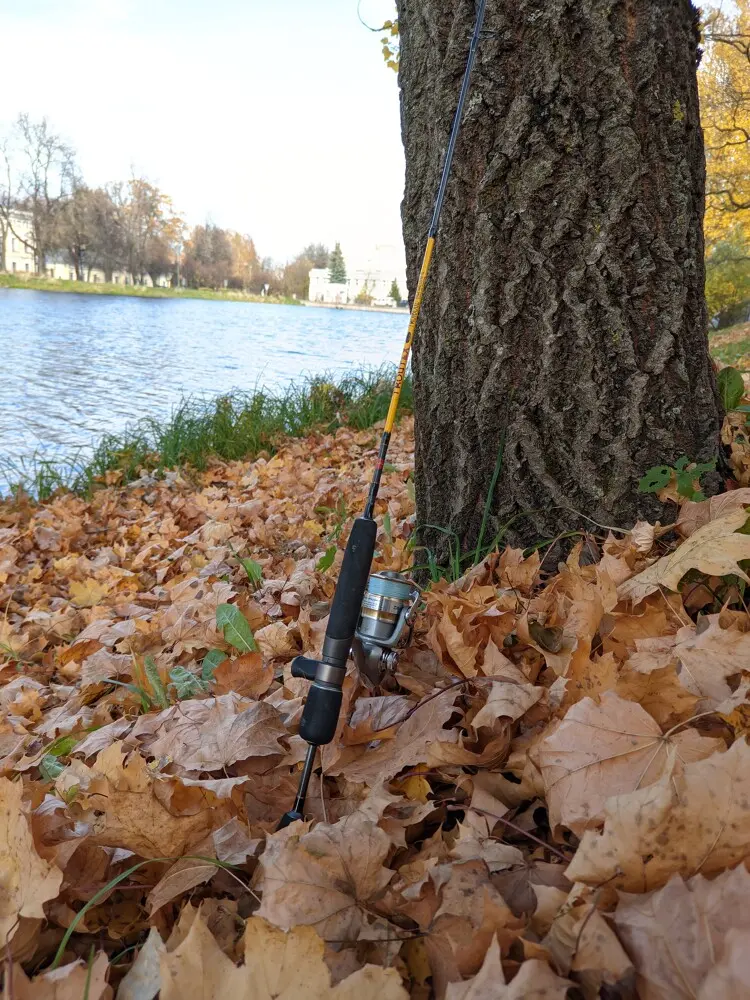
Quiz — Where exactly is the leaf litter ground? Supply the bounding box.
[2,415,750,998]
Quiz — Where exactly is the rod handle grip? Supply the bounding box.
[326,517,376,642]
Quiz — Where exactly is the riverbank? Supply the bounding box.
[304,299,409,315]
[1,367,413,500]
[0,273,298,305]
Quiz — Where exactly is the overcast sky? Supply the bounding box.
[0,0,405,264]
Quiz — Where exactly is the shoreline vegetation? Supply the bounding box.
[0,272,299,305]
[0,323,744,505]
[0,368,413,502]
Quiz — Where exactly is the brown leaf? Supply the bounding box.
[445,937,571,1000]
[255,812,394,941]
[614,866,750,1000]
[618,509,750,603]
[676,488,750,537]
[425,860,524,994]
[7,954,111,1000]
[139,693,287,771]
[542,891,634,994]
[80,744,226,859]
[148,819,260,913]
[329,690,460,786]
[567,739,750,891]
[0,777,62,946]
[615,664,699,728]
[628,616,750,707]
[472,679,544,727]
[213,652,274,699]
[536,691,722,835]
[160,911,408,1000]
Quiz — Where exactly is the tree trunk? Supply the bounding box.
[397,0,723,556]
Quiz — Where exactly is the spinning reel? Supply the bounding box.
[290,569,420,690]
[352,571,421,686]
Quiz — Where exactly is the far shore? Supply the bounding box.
[0,273,409,314]
[0,273,298,305]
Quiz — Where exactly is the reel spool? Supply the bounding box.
[353,571,420,686]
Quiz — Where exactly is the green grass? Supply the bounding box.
[710,322,750,369]
[0,273,298,305]
[0,368,413,501]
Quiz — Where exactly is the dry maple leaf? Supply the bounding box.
[7,954,112,1000]
[255,812,394,942]
[542,891,634,995]
[79,744,227,858]
[536,691,723,836]
[328,689,460,785]
[118,927,164,1000]
[69,578,110,608]
[567,738,750,892]
[627,615,750,708]
[471,679,545,727]
[148,818,261,913]
[445,936,571,1000]
[618,508,750,603]
[137,693,287,772]
[676,488,750,538]
[160,911,408,1000]
[213,652,274,699]
[614,866,750,1000]
[0,777,63,947]
[425,859,525,993]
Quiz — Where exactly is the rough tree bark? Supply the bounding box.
[397,0,723,555]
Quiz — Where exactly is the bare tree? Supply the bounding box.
[0,114,75,274]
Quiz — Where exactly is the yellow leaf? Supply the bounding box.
[393,774,431,803]
[69,578,110,607]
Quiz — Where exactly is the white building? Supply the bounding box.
[1,208,170,287]
[308,244,407,307]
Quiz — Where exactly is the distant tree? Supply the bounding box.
[389,278,401,303]
[182,224,234,289]
[300,242,330,269]
[355,279,374,306]
[281,255,314,299]
[0,113,75,273]
[57,182,95,280]
[88,187,127,281]
[228,232,260,290]
[328,242,347,284]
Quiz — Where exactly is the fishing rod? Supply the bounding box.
[278,0,488,828]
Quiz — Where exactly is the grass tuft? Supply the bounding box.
[0,367,413,501]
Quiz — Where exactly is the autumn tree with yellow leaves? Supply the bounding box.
[701,1,750,320]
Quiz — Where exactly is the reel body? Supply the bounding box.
[353,570,420,686]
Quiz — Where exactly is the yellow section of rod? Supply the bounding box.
[384,235,435,434]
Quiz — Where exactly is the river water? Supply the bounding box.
[0,289,408,476]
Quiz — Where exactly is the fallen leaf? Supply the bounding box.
[536,691,722,835]
[676,488,750,537]
[79,744,226,858]
[69,578,110,608]
[160,907,408,1000]
[213,652,274,698]
[445,936,570,999]
[137,693,287,772]
[7,953,111,1000]
[117,927,165,1000]
[567,739,750,891]
[328,690,460,785]
[0,777,62,946]
[614,866,750,1000]
[255,812,394,941]
[618,509,750,603]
